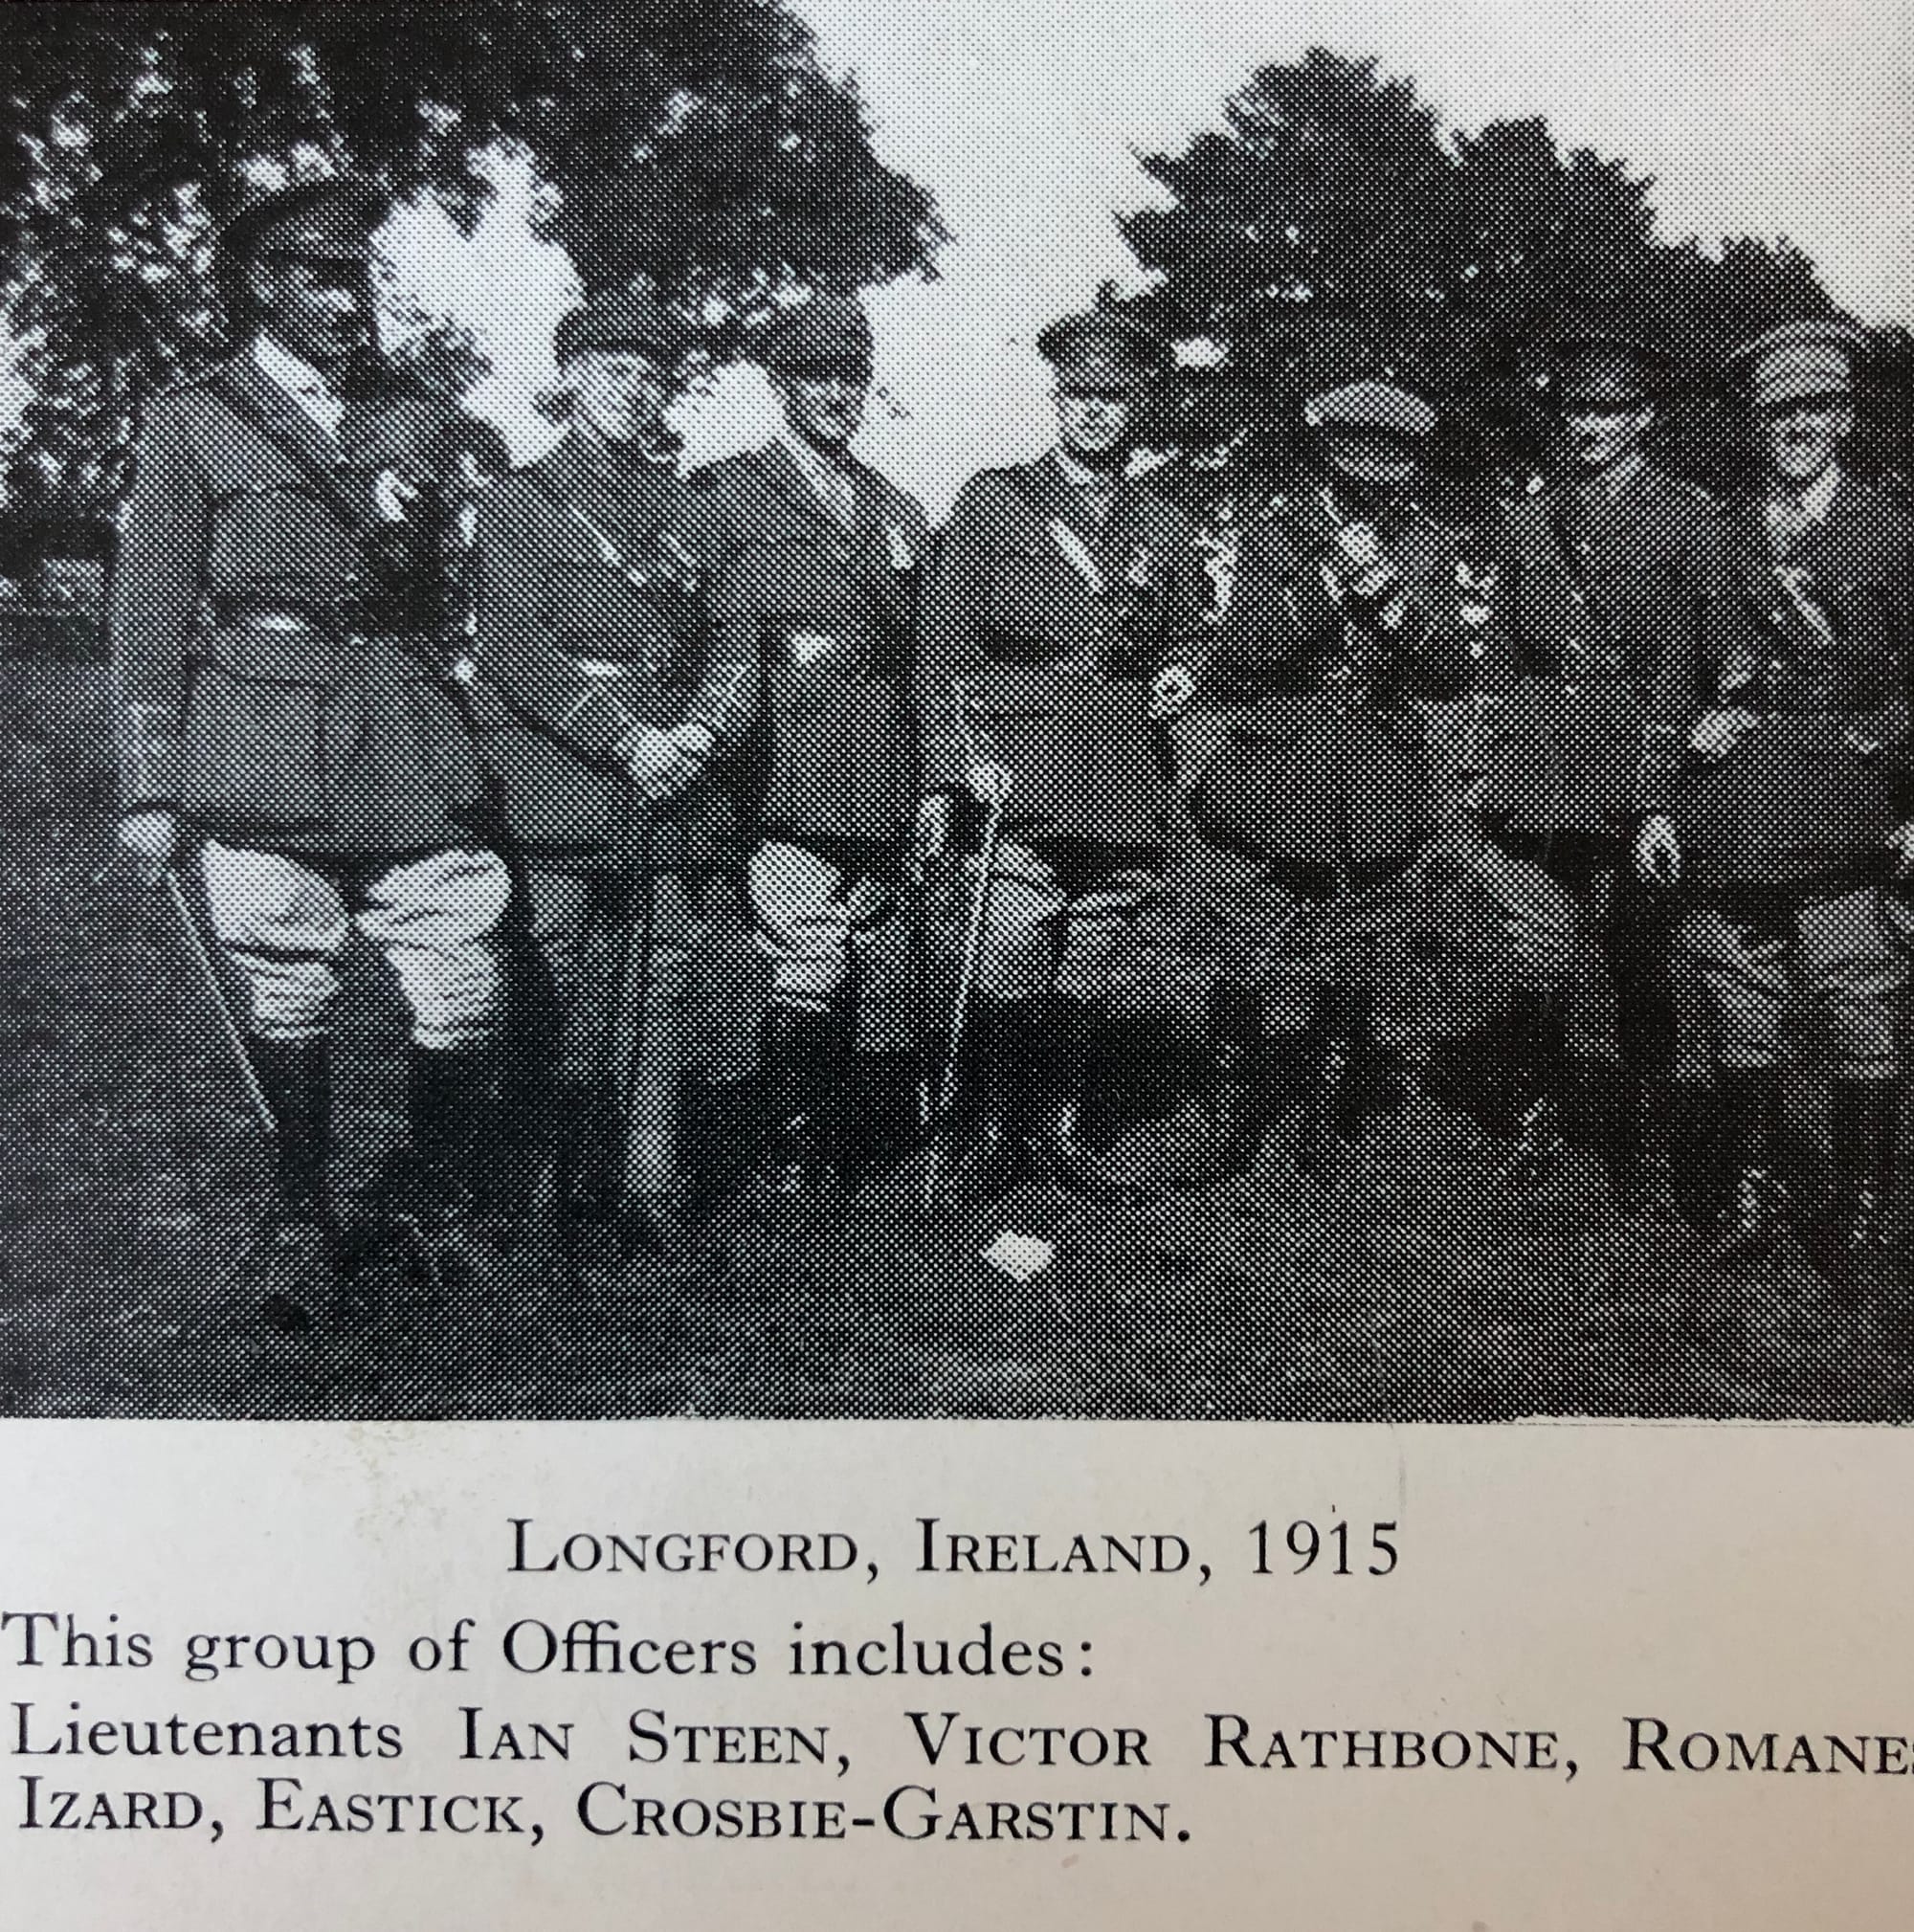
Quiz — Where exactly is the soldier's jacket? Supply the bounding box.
[467,432,720,859]
[688,440,929,852]
[1190,483,1494,876]
[1476,461,1744,838]
[109,352,494,858]
[916,453,1208,850]
[1666,471,1914,888]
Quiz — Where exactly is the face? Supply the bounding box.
[1054,381,1141,461]
[1557,404,1654,475]
[1759,397,1853,487]
[775,366,870,451]
[247,254,374,369]
[568,350,674,445]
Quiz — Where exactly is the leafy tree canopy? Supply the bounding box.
[1,0,946,546]
[1119,49,1894,494]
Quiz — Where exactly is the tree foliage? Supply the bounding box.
[1120,49,1885,493]
[0,0,946,545]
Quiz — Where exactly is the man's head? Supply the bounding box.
[758,296,875,453]
[223,179,389,373]
[553,290,687,447]
[1733,321,1865,489]
[1304,379,1436,495]
[1540,333,1662,477]
[1036,313,1168,466]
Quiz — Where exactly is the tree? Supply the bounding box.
[1122,49,1863,492]
[0,1,946,543]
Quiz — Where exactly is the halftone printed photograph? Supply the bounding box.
[3,0,1912,1423]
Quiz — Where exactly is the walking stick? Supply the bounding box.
[160,863,276,1141]
[938,777,1012,1121]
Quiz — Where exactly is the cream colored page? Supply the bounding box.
[8,1420,1910,1926]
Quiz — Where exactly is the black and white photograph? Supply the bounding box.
[3,0,1912,1424]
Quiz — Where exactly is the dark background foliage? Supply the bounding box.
[0,0,946,555]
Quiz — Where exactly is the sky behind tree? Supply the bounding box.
[5,0,1908,515]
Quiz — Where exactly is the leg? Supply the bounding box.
[1795,889,1906,1276]
[199,841,351,1317]
[1680,896,1792,1265]
[746,841,859,1208]
[200,840,348,1222]
[357,844,512,1220]
[1049,865,1158,1193]
[517,864,612,1233]
[945,841,1066,1199]
[1161,841,1296,1187]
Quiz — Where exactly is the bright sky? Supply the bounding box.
[8,0,1911,516]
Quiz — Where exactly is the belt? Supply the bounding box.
[215,596,412,634]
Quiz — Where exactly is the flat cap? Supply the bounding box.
[1534,327,1666,408]
[1730,318,1868,409]
[553,287,687,365]
[221,177,390,265]
[757,295,875,377]
[1036,311,1170,385]
[1303,378,1437,439]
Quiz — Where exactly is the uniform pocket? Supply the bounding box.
[182,659,329,825]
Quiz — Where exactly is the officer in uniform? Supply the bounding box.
[109,180,512,1308]
[684,295,930,1209]
[916,311,1209,1196]
[1648,320,1914,1277]
[1476,329,1748,1207]
[466,288,721,1258]
[1179,365,1565,1177]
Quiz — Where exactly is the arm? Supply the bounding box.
[108,398,208,817]
[913,477,995,796]
[469,483,648,770]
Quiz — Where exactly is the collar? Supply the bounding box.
[1772,464,1842,524]
[252,332,336,403]
[777,427,857,500]
[1051,446,1125,490]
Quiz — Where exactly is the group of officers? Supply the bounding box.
[107,177,1914,1331]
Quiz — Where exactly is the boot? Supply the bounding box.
[1609,1072,1682,1221]
[1296,988,1370,1180]
[383,1044,498,1299]
[1822,1077,1898,1292]
[1033,997,1119,1196]
[251,1036,334,1229]
[941,997,1041,1201]
[754,1004,843,1212]
[248,1036,337,1329]
[1171,985,1265,1189]
[1498,991,1568,1190]
[1707,1070,1788,1270]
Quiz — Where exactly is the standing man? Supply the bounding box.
[685,295,929,1210]
[1648,321,1913,1277]
[1182,367,1567,1178]
[109,180,511,1311]
[466,289,722,1259]
[1476,330,1747,1208]
[917,311,1209,1197]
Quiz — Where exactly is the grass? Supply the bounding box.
[3,659,1911,1422]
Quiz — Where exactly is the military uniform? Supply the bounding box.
[1178,376,1576,1176]
[1474,334,1749,1196]
[109,181,510,1272]
[916,313,1208,1191]
[1662,322,1914,1265]
[684,296,930,1198]
[465,289,727,1242]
